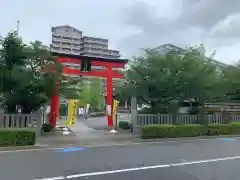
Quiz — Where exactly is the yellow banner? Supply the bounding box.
[112,100,119,127]
[113,100,119,114]
[66,100,78,127]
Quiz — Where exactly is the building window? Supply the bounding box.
[62,42,72,46]
[52,34,61,38]
[73,44,80,47]
[62,36,72,40]
[62,48,71,51]
[51,46,60,50]
[52,40,61,44]
[73,38,80,41]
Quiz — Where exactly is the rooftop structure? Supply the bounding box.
[153,44,229,68]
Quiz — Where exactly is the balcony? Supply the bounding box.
[52,32,81,40]
[52,36,82,45]
[103,49,120,57]
[82,42,108,49]
[82,36,108,45]
[50,46,81,56]
[81,47,119,57]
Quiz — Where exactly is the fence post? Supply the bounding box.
[222,110,231,124]
[35,109,42,137]
[131,96,137,133]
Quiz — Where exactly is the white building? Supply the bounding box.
[50,25,120,59]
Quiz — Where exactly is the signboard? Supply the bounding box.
[66,100,78,127]
[112,100,119,127]
[113,100,119,114]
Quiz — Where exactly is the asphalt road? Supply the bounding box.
[1,137,240,180]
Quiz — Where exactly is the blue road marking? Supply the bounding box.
[57,147,87,152]
[217,138,236,141]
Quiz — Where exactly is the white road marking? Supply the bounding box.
[1,136,240,154]
[35,177,65,180]
[34,155,240,180]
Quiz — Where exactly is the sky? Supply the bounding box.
[1,0,240,64]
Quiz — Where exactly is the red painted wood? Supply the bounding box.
[62,66,124,78]
[49,85,59,127]
[58,57,126,68]
[106,63,113,126]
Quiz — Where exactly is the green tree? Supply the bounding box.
[115,79,130,107]
[218,60,240,101]
[0,31,54,113]
[0,31,81,113]
[121,47,224,113]
[79,78,104,111]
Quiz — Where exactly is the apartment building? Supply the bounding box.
[50,25,120,59]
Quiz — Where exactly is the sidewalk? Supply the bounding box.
[37,130,138,147]
[68,121,94,135]
[37,132,240,148]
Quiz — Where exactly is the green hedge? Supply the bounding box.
[0,129,36,146]
[119,121,132,130]
[42,123,54,132]
[141,124,240,139]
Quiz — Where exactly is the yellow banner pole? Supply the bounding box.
[110,100,119,133]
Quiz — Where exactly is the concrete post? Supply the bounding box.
[131,96,137,133]
[35,109,42,137]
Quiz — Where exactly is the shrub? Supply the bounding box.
[231,122,240,125]
[231,123,240,134]
[141,124,240,139]
[42,123,54,132]
[119,121,132,130]
[204,124,232,136]
[0,129,36,146]
[15,130,36,146]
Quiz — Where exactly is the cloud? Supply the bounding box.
[119,0,240,62]
[119,1,201,55]
[180,0,240,29]
[2,0,240,63]
[209,13,240,40]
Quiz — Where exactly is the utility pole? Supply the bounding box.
[16,20,20,35]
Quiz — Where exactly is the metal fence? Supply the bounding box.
[136,114,240,126]
[116,113,240,133]
[0,114,39,128]
[0,112,42,136]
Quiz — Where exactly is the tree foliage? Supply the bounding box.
[0,31,81,113]
[118,46,240,113]
[79,78,104,111]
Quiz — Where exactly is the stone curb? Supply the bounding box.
[134,135,240,143]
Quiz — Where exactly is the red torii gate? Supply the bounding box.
[48,53,128,127]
